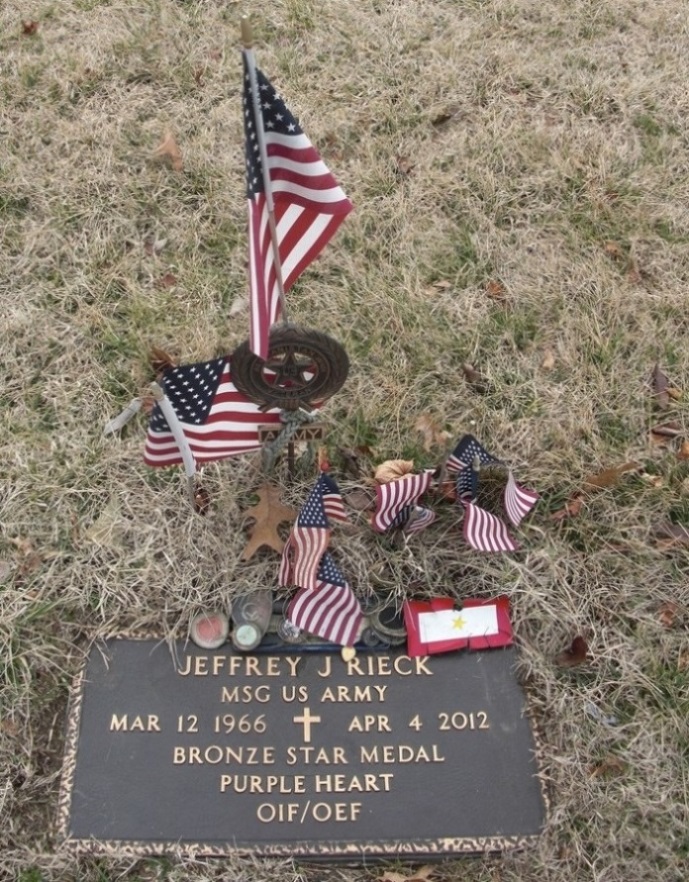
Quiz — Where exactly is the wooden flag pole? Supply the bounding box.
[151,383,197,509]
[241,15,289,325]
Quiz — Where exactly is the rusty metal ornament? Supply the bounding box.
[231,324,349,411]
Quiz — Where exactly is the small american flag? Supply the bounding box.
[504,471,539,526]
[143,357,280,467]
[287,551,363,647]
[278,473,348,593]
[462,502,518,553]
[243,58,353,360]
[371,472,434,534]
[446,434,501,501]
[446,434,539,552]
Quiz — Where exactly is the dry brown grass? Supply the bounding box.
[2,0,689,880]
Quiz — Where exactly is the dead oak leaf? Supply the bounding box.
[241,483,296,560]
[677,440,689,461]
[590,755,626,778]
[462,362,489,394]
[541,349,556,370]
[374,460,414,484]
[657,600,682,629]
[649,421,682,448]
[149,346,177,374]
[485,279,507,300]
[555,635,589,667]
[583,461,639,490]
[550,493,584,521]
[152,132,184,172]
[651,364,671,410]
[414,413,451,452]
[154,272,177,290]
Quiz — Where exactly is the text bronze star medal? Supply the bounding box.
[57,640,547,858]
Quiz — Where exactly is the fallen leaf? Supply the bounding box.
[85,500,123,550]
[241,483,296,560]
[649,421,682,448]
[22,20,39,35]
[555,635,588,667]
[583,461,639,490]
[667,387,682,401]
[152,132,184,172]
[154,272,177,289]
[150,346,177,374]
[343,487,376,512]
[626,257,642,284]
[590,756,626,778]
[430,280,451,290]
[653,522,689,550]
[229,294,248,316]
[9,538,42,577]
[462,362,489,394]
[603,241,624,260]
[414,414,451,452]
[541,349,556,370]
[374,460,414,484]
[485,279,507,300]
[639,472,664,488]
[651,364,670,410]
[143,236,167,256]
[677,440,689,461]
[551,493,584,521]
[395,156,414,176]
[657,600,681,629]
[378,867,434,882]
[193,65,205,86]
[193,486,211,516]
[678,647,689,672]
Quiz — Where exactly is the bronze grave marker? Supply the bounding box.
[58,640,546,858]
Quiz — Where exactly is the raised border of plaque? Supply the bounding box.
[56,637,548,859]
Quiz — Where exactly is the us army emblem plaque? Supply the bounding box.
[57,640,546,858]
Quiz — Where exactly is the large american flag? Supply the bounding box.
[278,473,348,592]
[371,472,434,533]
[243,57,353,360]
[144,357,281,467]
[287,551,363,648]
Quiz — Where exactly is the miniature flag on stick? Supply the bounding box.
[242,28,353,360]
[403,596,513,657]
[371,471,435,534]
[445,435,539,552]
[287,551,363,648]
[144,357,281,467]
[278,472,348,593]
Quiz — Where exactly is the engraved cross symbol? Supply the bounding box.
[293,707,321,743]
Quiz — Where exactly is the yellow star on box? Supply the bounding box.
[451,614,466,631]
